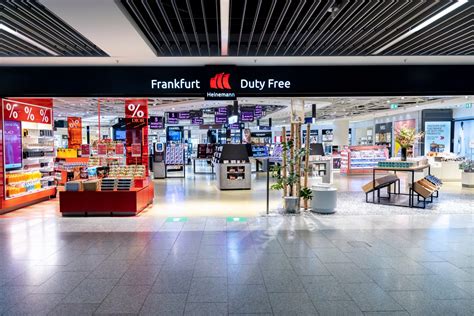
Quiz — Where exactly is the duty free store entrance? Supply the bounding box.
[0,67,472,216]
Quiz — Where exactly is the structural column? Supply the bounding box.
[333,119,350,147]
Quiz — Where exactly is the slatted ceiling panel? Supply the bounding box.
[0,30,49,56]
[227,0,472,56]
[386,3,474,56]
[0,0,107,57]
[120,0,221,56]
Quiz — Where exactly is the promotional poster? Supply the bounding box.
[424,121,451,153]
[454,120,474,158]
[4,121,22,170]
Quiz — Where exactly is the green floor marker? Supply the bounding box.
[227,217,247,222]
[166,217,188,223]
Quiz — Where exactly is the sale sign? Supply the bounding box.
[2,99,52,124]
[125,99,148,121]
[67,117,82,150]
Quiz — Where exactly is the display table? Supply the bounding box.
[59,184,154,216]
[370,164,432,208]
[1,187,57,214]
[309,159,332,184]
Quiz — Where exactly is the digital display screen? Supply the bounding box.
[240,108,255,122]
[214,107,228,124]
[167,112,179,124]
[149,116,164,129]
[191,117,203,125]
[4,120,22,170]
[255,105,263,119]
[114,129,126,140]
[178,112,190,120]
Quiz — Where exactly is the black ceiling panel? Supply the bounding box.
[228,0,472,56]
[0,0,108,57]
[120,0,221,56]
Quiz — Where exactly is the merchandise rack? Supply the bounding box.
[165,144,186,178]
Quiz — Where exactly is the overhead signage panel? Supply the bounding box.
[1,65,474,97]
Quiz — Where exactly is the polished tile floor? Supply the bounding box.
[0,170,473,315]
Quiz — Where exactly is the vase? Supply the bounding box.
[401,147,407,161]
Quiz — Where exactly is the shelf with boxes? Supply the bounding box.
[341,145,389,175]
[213,144,251,190]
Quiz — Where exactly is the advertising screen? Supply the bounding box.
[4,120,22,170]
[454,120,474,157]
[424,121,451,153]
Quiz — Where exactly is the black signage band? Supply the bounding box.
[1,65,473,97]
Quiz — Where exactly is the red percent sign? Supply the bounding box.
[3,101,52,124]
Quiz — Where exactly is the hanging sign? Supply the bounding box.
[97,143,107,156]
[67,117,82,150]
[2,100,52,124]
[115,142,124,155]
[131,143,142,157]
[81,144,90,156]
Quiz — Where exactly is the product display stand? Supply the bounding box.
[367,164,435,208]
[192,158,214,174]
[213,144,251,190]
[341,145,388,175]
[165,144,185,178]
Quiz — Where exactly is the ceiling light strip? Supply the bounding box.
[220,0,230,55]
[372,0,468,55]
[0,24,59,56]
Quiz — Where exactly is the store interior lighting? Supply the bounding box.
[373,0,468,55]
[220,0,230,56]
[0,24,59,56]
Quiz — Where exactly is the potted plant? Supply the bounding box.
[395,127,424,161]
[271,126,312,213]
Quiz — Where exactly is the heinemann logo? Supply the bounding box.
[210,73,231,89]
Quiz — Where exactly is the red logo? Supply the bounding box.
[210,73,231,89]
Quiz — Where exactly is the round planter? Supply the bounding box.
[283,197,300,213]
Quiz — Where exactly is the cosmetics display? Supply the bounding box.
[341,145,388,175]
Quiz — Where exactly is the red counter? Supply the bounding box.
[59,184,154,216]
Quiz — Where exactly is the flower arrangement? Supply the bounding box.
[395,127,424,149]
[459,160,474,173]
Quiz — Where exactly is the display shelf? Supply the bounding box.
[341,145,389,175]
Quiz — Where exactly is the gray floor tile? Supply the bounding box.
[48,303,99,315]
[262,268,306,293]
[314,248,352,263]
[119,264,161,285]
[290,257,332,276]
[8,266,57,286]
[314,300,364,316]
[269,292,318,315]
[406,274,471,299]
[0,285,36,313]
[228,284,272,314]
[139,293,187,315]
[88,259,132,279]
[364,312,410,316]
[152,269,194,293]
[95,285,150,314]
[6,293,64,315]
[454,281,474,296]
[362,268,420,291]
[184,302,228,315]
[194,258,227,277]
[60,254,108,272]
[257,254,293,270]
[31,271,89,294]
[302,275,351,301]
[227,264,264,284]
[388,291,443,315]
[63,278,118,304]
[343,283,404,312]
[187,277,228,303]
[162,253,198,270]
[325,263,373,283]
[198,245,227,259]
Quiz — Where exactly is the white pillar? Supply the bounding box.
[333,119,349,147]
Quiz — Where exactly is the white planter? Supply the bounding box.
[461,171,474,188]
